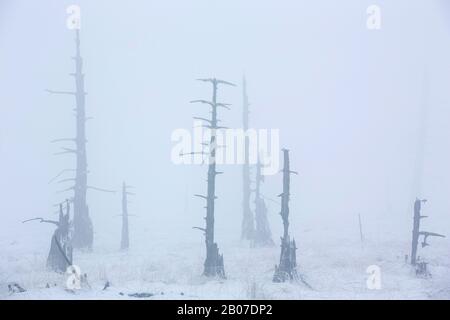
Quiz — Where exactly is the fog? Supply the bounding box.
[1,0,450,250]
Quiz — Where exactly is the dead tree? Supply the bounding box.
[190,78,235,278]
[23,200,73,273]
[253,159,274,247]
[47,30,95,249]
[47,30,92,249]
[358,213,364,244]
[273,149,298,282]
[120,182,135,250]
[241,76,255,240]
[410,199,445,271]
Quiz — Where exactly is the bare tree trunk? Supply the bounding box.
[241,76,254,240]
[273,149,298,282]
[253,159,274,247]
[410,198,445,274]
[72,30,93,249]
[23,200,73,273]
[121,182,130,250]
[411,199,421,265]
[47,30,92,250]
[191,78,235,278]
[47,201,73,272]
[203,79,223,278]
[358,213,364,244]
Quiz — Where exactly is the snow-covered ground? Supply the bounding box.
[2,222,450,300]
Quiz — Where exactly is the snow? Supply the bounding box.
[2,223,450,300]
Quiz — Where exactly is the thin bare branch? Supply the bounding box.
[22,218,59,226]
[87,186,116,193]
[190,99,214,107]
[46,89,76,95]
[48,169,75,184]
[193,117,213,123]
[54,147,78,156]
[56,186,75,194]
[216,79,236,87]
[57,178,76,184]
[51,138,76,143]
[193,226,206,232]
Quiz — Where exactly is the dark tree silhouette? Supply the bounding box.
[358,213,364,244]
[273,149,298,283]
[253,159,274,247]
[190,78,235,278]
[47,30,92,249]
[120,182,135,250]
[241,76,255,240]
[410,199,444,268]
[23,200,73,273]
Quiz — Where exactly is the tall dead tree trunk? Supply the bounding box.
[120,182,135,250]
[47,30,93,249]
[241,76,254,240]
[72,30,92,250]
[410,198,444,268]
[273,149,298,283]
[253,159,274,247]
[191,78,235,278]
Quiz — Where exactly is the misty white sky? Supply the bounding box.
[1,0,450,248]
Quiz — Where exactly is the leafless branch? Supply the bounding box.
[46,89,76,95]
[193,226,206,232]
[48,169,76,184]
[22,218,59,226]
[190,99,214,107]
[87,186,116,193]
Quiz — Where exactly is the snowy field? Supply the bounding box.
[2,222,450,300]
